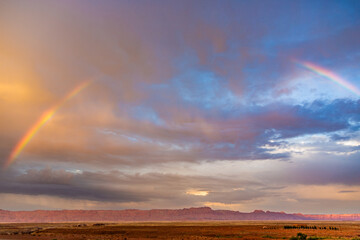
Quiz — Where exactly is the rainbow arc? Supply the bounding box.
[4,80,92,169]
[295,60,360,96]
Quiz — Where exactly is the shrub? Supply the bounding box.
[289,232,307,240]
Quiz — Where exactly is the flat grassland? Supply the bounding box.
[0,221,359,240]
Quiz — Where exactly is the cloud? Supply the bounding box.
[0,166,272,211]
[0,0,360,213]
[3,96,359,169]
[339,190,358,193]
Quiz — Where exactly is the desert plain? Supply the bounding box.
[0,221,359,240]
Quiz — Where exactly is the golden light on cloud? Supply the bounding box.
[0,62,50,105]
[186,189,209,196]
[0,82,31,102]
[3,80,92,169]
[203,202,243,210]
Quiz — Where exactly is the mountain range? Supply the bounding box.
[0,207,359,222]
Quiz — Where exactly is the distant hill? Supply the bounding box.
[0,207,359,222]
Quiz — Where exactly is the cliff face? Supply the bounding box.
[0,207,359,223]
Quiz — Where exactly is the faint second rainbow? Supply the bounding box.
[3,80,92,169]
[295,60,360,96]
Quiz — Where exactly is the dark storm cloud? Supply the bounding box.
[0,168,148,202]
[0,168,263,204]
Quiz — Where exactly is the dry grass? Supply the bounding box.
[0,221,359,240]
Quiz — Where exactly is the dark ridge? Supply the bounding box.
[0,208,359,223]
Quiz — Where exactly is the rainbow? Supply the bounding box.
[3,80,92,169]
[295,60,360,96]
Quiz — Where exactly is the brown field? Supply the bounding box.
[0,221,359,240]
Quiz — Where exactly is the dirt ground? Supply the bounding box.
[0,221,359,240]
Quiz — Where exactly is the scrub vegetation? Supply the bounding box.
[0,221,359,240]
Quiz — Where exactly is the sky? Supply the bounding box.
[0,0,360,214]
